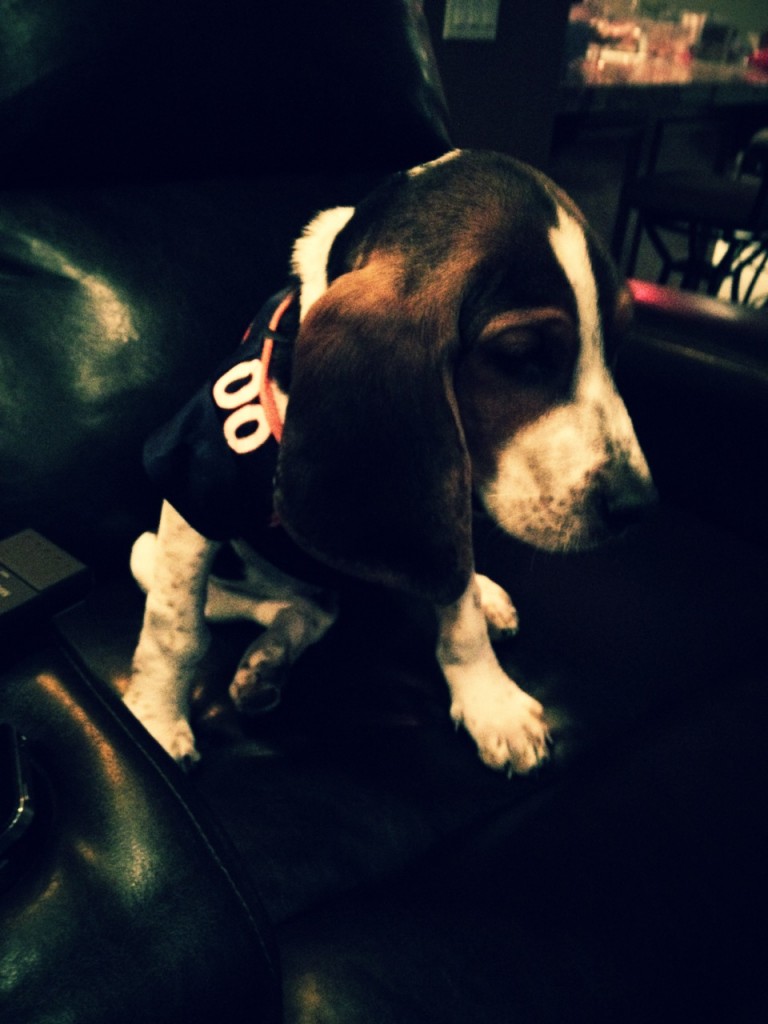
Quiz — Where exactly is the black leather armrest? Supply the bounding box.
[0,638,280,1024]
[617,281,768,546]
[627,280,768,363]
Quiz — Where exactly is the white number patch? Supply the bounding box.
[213,358,272,454]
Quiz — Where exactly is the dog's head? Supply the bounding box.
[275,150,655,604]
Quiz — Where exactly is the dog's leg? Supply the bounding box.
[437,575,549,775]
[228,594,337,712]
[124,502,220,766]
[206,544,337,713]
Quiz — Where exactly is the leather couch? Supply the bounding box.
[2,3,766,1022]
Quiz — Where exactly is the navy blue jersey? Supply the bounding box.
[144,285,336,585]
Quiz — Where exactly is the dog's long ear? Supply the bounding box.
[274,262,473,606]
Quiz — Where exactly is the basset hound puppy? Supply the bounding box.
[124,149,655,774]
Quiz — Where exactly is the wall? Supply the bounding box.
[423,0,571,168]
[701,0,767,38]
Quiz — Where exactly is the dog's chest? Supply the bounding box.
[141,285,335,584]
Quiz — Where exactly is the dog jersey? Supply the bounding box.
[144,284,336,586]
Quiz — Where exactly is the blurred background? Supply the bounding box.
[425,0,768,304]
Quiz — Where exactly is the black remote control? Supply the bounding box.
[0,530,89,639]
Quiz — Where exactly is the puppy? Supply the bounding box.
[124,150,655,774]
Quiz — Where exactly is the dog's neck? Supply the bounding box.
[291,206,355,321]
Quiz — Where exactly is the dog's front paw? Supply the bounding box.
[450,670,549,775]
[123,689,201,768]
[475,574,520,639]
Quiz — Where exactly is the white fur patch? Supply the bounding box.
[291,206,355,321]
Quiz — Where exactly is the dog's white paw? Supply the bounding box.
[475,574,520,639]
[229,636,288,714]
[156,717,201,768]
[450,670,549,775]
[123,689,200,768]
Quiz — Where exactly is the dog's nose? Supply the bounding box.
[598,473,658,535]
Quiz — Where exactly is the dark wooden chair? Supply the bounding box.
[612,125,768,303]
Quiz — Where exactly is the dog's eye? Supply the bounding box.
[488,334,561,388]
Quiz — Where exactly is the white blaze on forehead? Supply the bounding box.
[407,148,463,177]
[548,206,604,391]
